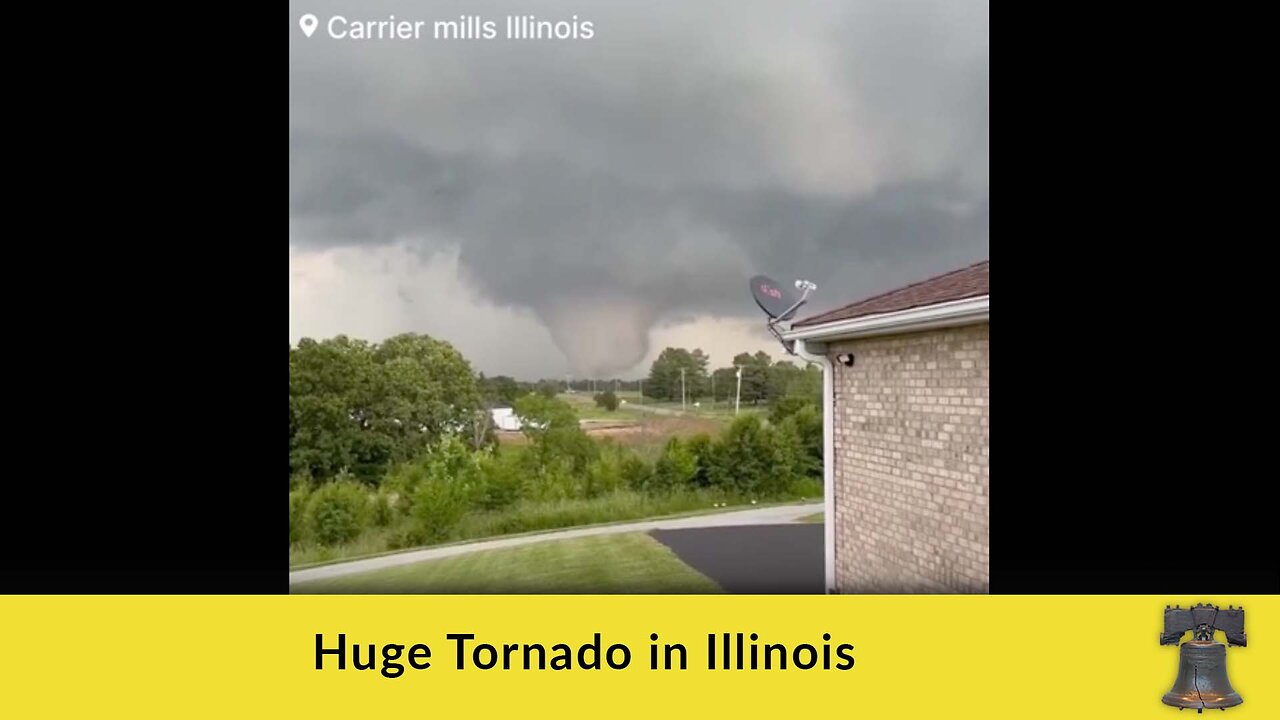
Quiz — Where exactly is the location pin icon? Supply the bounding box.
[299,14,318,38]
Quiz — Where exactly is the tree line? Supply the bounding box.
[644,347,821,406]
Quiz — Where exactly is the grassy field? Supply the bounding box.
[559,392,648,421]
[289,489,821,568]
[498,408,730,455]
[560,392,766,421]
[291,533,723,593]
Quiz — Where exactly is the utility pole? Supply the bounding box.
[735,365,742,416]
[639,378,643,405]
[681,368,686,412]
[712,372,716,407]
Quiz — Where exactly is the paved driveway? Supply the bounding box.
[649,524,824,594]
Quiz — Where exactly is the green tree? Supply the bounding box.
[765,361,799,402]
[289,333,482,483]
[645,347,710,401]
[479,374,521,406]
[768,361,822,428]
[514,393,598,475]
[729,351,773,405]
[373,333,482,458]
[406,434,481,544]
[711,367,736,403]
[288,336,380,481]
[705,414,803,497]
[771,361,821,405]
[593,390,619,411]
[466,408,498,451]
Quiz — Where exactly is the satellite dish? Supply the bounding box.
[750,273,817,357]
[749,275,802,321]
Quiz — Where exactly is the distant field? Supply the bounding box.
[560,392,766,420]
[501,414,726,455]
[493,393,749,452]
[290,532,723,594]
[646,401,769,421]
[559,392,647,421]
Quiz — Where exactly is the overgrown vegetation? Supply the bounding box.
[290,334,825,565]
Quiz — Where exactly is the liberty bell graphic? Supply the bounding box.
[1160,603,1246,712]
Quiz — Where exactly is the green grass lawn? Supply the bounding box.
[290,533,724,594]
[798,512,824,523]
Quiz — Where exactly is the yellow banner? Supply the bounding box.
[2,595,1275,718]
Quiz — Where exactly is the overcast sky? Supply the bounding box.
[289,0,989,379]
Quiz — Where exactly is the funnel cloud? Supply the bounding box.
[289,0,989,377]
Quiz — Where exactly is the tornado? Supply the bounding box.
[540,298,655,378]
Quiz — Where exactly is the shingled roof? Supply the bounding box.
[792,260,989,328]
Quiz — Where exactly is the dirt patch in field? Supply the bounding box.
[585,424,645,439]
[601,416,723,448]
[496,416,723,448]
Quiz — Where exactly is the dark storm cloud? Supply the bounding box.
[289,0,988,373]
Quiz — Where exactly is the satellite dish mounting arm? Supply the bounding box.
[768,280,816,356]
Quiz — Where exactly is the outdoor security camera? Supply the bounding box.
[836,353,855,366]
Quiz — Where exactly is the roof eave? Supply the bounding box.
[781,294,990,343]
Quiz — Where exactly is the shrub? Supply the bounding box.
[593,390,619,411]
[651,438,698,493]
[762,417,804,497]
[787,475,824,499]
[515,394,598,474]
[706,415,772,495]
[584,446,627,498]
[387,525,428,550]
[409,476,470,544]
[305,477,370,546]
[370,490,393,527]
[382,460,429,506]
[474,450,525,511]
[289,487,311,545]
[621,453,653,492]
[783,403,823,478]
[407,435,482,543]
[683,433,714,488]
[769,395,816,425]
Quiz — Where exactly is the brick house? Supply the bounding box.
[783,260,989,593]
